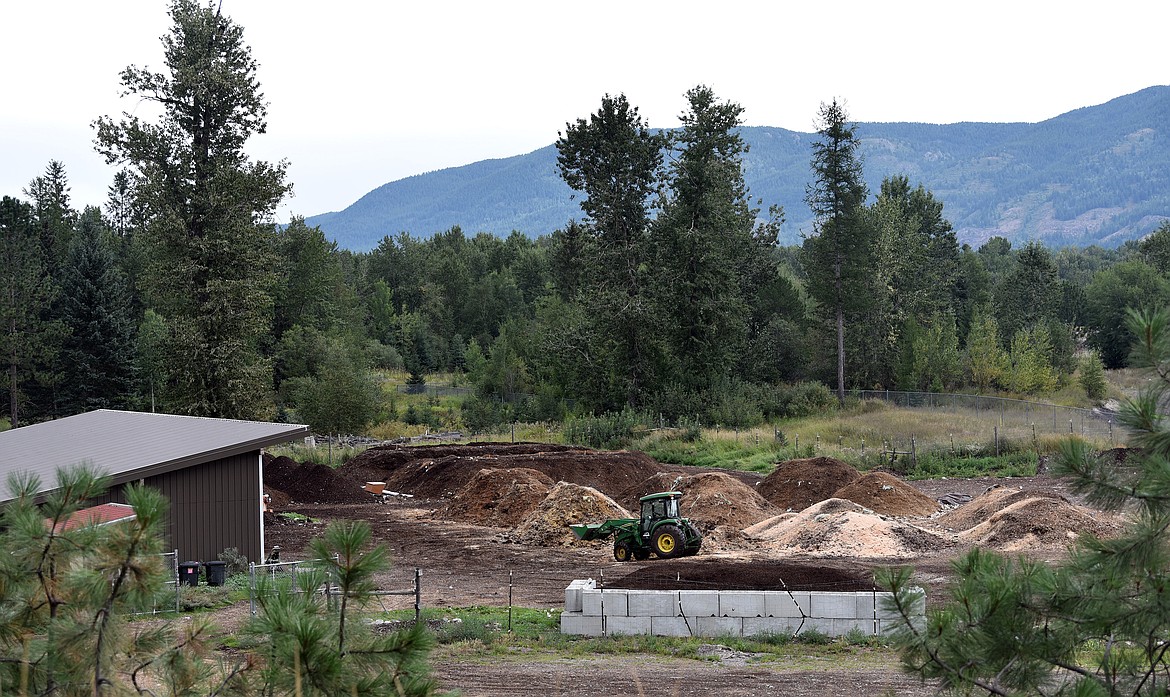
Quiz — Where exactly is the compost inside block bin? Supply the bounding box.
[606,558,881,592]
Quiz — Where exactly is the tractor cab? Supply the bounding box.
[639,491,681,535]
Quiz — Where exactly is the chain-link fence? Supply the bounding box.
[129,549,179,615]
[849,390,1122,443]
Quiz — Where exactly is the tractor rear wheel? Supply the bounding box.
[614,540,634,562]
[652,525,684,559]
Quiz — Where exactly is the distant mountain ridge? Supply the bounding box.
[307,86,1170,252]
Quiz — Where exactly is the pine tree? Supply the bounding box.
[56,207,139,415]
[882,305,1170,696]
[94,0,289,419]
[802,99,870,404]
[252,519,442,695]
[1079,350,1107,401]
[23,160,76,278]
[0,467,244,694]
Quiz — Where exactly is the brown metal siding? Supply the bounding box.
[99,451,262,563]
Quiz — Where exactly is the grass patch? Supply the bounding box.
[276,511,319,524]
[642,435,788,473]
[379,606,895,665]
[897,451,1038,480]
[268,442,367,467]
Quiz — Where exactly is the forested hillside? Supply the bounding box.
[8,73,1170,436]
[308,86,1170,252]
[4,0,1170,438]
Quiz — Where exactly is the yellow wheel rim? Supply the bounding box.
[657,534,676,554]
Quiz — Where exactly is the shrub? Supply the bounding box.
[563,409,652,449]
[218,546,249,575]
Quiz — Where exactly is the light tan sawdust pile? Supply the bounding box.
[937,486,1068,532]
[743,498,865,538]
[438,468,553,527]
[958,496,1122,551]
[506,482,631,547]
[744,498,947,558]
[698,524,754,553]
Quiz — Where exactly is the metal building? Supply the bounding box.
[0,410,308,563]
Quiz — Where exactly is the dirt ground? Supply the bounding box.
[259,444,1125,696]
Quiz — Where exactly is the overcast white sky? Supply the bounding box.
[3,0,1167,221]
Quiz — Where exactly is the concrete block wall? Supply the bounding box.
[559,581,923,638]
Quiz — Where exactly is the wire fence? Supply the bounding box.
[849,389,1121,443]
[393,384,473,398]
[247,558,421,620]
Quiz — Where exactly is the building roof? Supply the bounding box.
[0,410,309,502]
[51,503,137,532]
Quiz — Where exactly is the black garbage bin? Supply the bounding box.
[178,561,200,587]
[204,561,227,587]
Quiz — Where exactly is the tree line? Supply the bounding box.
[3,1,1170,434]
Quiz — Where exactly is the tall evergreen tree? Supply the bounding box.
[0,197,62,426]
[94,0,289,419]
[556,93,666,408]
[23,160,76,278]
[56,207,139,415]
[995,241,1060,340]
[654,85,758,393]
[802,99,869,404]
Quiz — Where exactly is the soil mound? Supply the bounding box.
[338,442,578,483]
[507,482,631,547]
[619,472,780,531]
[609,558,878,592]
[937,486,1068,532]
[263,455,301,490]
[264,461,369,505]
[438,468,554,527]
[264,486,292,510]
[617,472,688,508]
[958,497,1121,551]
[833,472,940,516]
[746,499,947,558]
[350,448,659,500]
[757,457,861,511]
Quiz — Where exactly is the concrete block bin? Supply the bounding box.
[559,581,924,638]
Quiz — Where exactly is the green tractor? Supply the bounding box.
[569,491,703,561]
